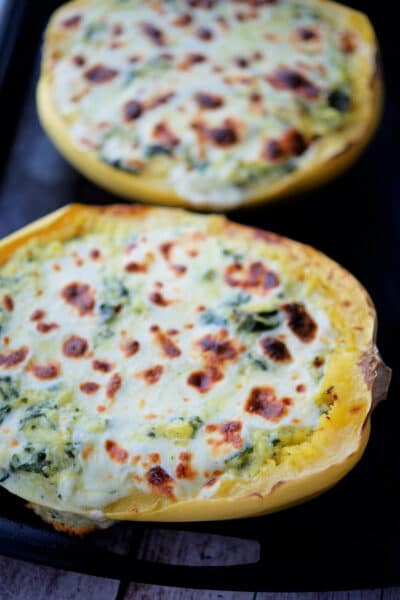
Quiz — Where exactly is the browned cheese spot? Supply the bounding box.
[195,93,224,109]
[197,330,243,367]
[30,361,60,380]
[281,128,308,156]
[82,444,94,460]
[225,261,279,294]
[112,23,124,36]
[234,56,249,68]
[340,31,357,54]
[267,67,320,99]
[209,125,238,146]
[173,13,192,26]
[172,264,187,275]
[282,302,317,343]
[105,439,129,464]
[121,339,140,357]
[196,27,214,41]
[146,466,175,498]
[149,452,160,464]
[264,128,308,162]
[30,309,45,322]
[62,14,81,28]
[149,291,172,307]
[260,337,292,363]
[153,122,180,147]
[147,92,175,110]
[179,53,207,69]
[93,359,114,373]
[246,387,288,421]
[106,372,122,399]
[152,328,181,358]
[296,26,319,42]
[84,64,118,83]
[187,366,223,393]
[36,322,59,334]
[175,451,197,480]
[264,139,285,162]
[220,421,243,448]
[159,241,174,261]
[158,242,186,276]
[141,23,166,46]
[0,346,29,370]
[80,382,100,394]
[63,335,88,358]
[124,100,143,121]
[61,282,95,316]
[125,261,148,273]
[313,356,325,368]
[141,365,164,384]
[89,248,101,260]
[3,295,14,312]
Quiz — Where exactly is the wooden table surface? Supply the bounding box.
[0,528,398,599]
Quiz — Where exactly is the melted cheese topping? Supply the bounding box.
[45,0,373,207]
[0,216,336,513]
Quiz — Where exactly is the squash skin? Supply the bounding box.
[37,0,384,212]
[0,205,390,528]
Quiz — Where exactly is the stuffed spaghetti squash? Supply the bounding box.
[0,205,390,533]
[38,0,382,210]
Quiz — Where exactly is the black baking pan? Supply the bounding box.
[0,0,398,592]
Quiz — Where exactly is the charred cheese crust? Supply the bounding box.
[0,205,388,530]
[38,0,382,210]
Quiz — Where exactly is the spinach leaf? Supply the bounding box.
[10,442,79,479]
[247,353,269,371]
[84,21,107,41]
[222,248,243,262]
[202,269,217,282]
[225,446,254,470]
[189,416,204,438]
[224,292,251,307]
[199,309,227,327]
[144,145,174,158]
[103,157,141,174]
[328,89,350,112]
[0,468,9,483]
[0,376,19,402]
[99,278,129,324]
[0,405,11,426]
[19,402,57,430]
[10,449,54,478]
[233,309,282,333]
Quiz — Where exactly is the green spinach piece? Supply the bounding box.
[225,446,254,471]
[233,309,282,333]
[199,310,227,327]
[224,292,251,307]
[189,416,204,438]
[0,468,9,482]
[0,376,19,402]
[144,145,174,158]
